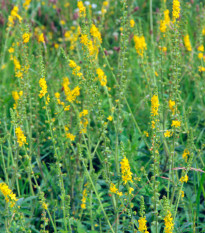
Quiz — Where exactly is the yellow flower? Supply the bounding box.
[8,47,14,53]
[38,33,45,43]
[15,127,27,147]
[80,34,89,46]
[160,9,170,33]
[120,156,133,184]
[66,133,76,141]
[79,109,88,117]
[81,189,87,209]
[182,149,189,162]
[151,121,156,129]
[129,187,134,194]
[42,202,48,210]
[130,19,135,28]
[171,120,181,128]
[45,95,50,105]
[164,211,174,233]
[169,99,175,113]
[107,116,112,121]
[198,45,204,52]
[110,183,118,193]
[184,34,192,51]
[0,183,18,207]
[151,95,159,116]
[198,53,203,59]
[181,190,184,198]
[60,20,65,25]
[203,27,205,35]
[179,175,188,183]
[64,105,70,111]
[164,130,172,137]
[96,68,107,86]
[69,60,83,78]
[144,131,149,137]
[198,66,205,72]
[23,0,31,10]
[160,20,167,33]
[13,57,21,71]
[117,191,123,196]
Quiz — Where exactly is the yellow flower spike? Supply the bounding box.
[130,19,135,28]
[81,189,87,209]
[78,1,86,17]
[184,34,192,51]
[182,149,190,162]
[151,95,159,116]
[169,99,175,113]
[120,156,133,184]
[96,68,107,86]
[172,0,180,23]
[15,127,27,147]
[39,78,48,98]
[90,24,102,43]
[38,33,45,43]
[164,211,174,233]
[133,35,147,56]
[138,216,149,232]
[0,183,18,207]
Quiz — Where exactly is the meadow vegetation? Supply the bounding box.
[0,0,205,232]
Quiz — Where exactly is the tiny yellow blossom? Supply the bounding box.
[107,116,113,121]
[66,133,76,141]
[110,183,118,193]
[129,187,134,194]
[180,175,188,183]
[171,120,181,128]
[164,130,172,137]
[22,33,30,43]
